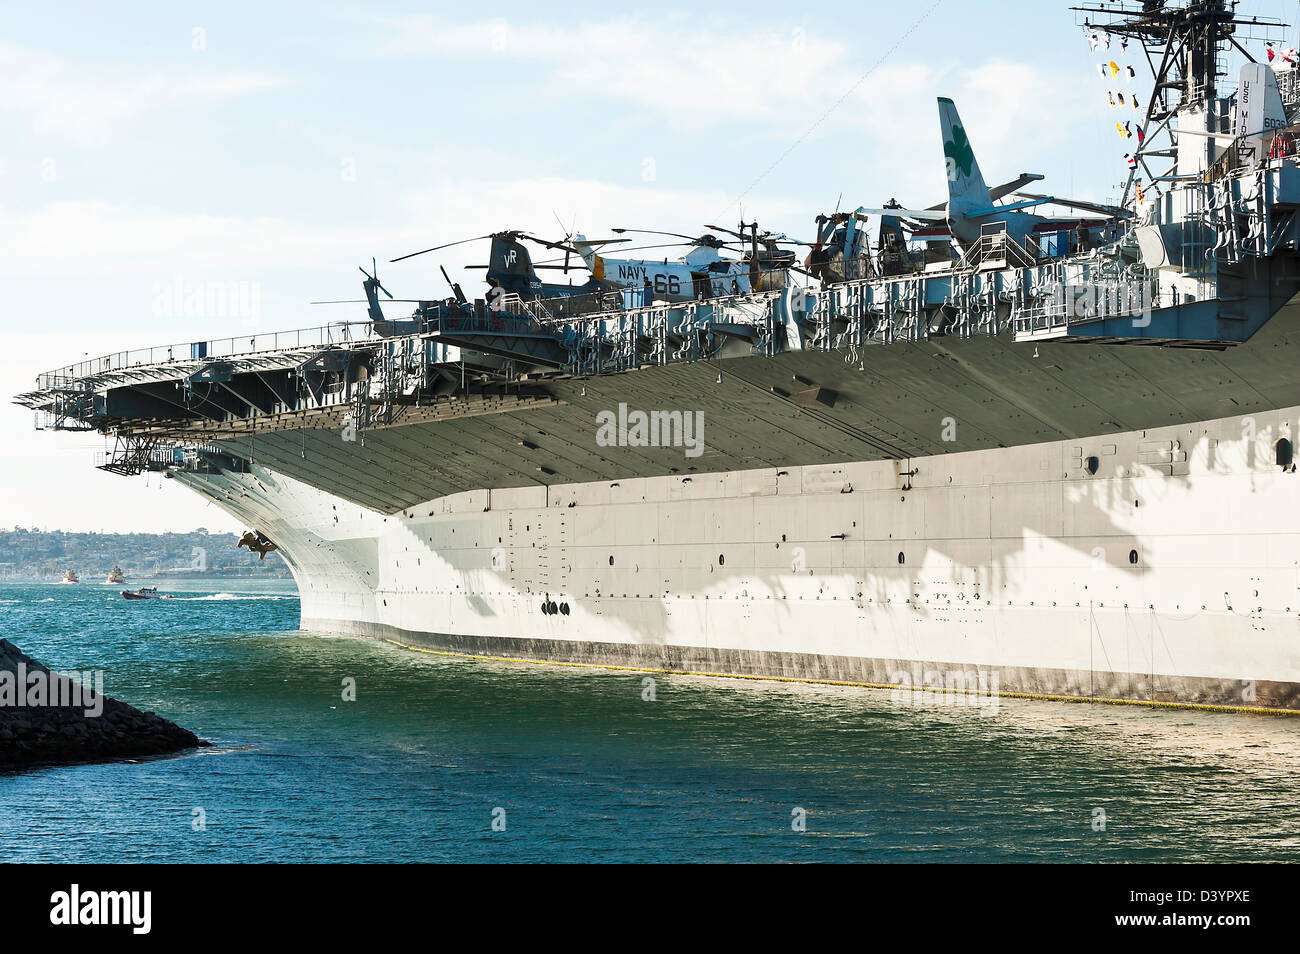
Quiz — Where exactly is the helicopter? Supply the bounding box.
[559,221,813,302]
[804,208,874,284]
[309,258,469,337]
[389,230,618,302]
[562,229,755,302]
[705,221,812,292]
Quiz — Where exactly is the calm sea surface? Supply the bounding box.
[0,578,1297,862]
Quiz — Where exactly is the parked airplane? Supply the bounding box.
[853,98,1126,252]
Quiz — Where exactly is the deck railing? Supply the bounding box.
[35,321,381,389]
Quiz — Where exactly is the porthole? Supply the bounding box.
[1085,456,1099,475]
[1277,437,1294,470]
[1129,549,1139,565]
[548,601,558,615]
[719,554,725,566]
[609,555,614,566]
[898,552,905,565]
[560,603,570,616]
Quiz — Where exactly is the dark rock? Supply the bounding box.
[0,638,209,769]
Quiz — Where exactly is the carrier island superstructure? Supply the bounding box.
[18,2,1300,710]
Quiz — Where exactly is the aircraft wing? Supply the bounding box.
[1014,192,1131,219]
[961,197,1058,218]
[924,173,1044,210]
[989,173,1045,202]
[855,208,949,221]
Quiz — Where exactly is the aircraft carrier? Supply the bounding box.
[18,1,1300,711]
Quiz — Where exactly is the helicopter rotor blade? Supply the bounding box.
[532,255,592,268]
[359,261,395,299]
[604,242,712,256]
[535,240,750,265]
[312,299,427,304]
[373,258,394,298]
[611,227,707,243]
[569,237,631,247]
[515,232,572,253]
[536,242,751,268]
[462,264,574,270]
[552,211,572,272]
[762,234,819,247]
[390,234,495,263]
[552,210,569,236]
[703,223,748,242]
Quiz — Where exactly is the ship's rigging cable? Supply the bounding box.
[711,0,944,223]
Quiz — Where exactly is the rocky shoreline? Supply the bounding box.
[0,639,207,769]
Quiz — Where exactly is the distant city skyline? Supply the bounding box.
[4,0,1293,531]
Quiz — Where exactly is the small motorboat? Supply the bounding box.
[120,587,173,601]
[105,566,126,584]
[59,569,80,584]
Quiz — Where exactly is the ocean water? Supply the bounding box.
[0,578,1297,863]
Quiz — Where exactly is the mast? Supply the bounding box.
[1071,1,1286,205]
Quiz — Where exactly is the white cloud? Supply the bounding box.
[0,175,809,281]
[400,176,810,247]
[376,14,854,131]
[371,15,1102,206]
[0,200,363,274]
[0,41,293,142]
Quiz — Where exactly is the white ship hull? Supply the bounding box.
[175,403,1300,711]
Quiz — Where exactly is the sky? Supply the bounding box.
[3,0,1296,533]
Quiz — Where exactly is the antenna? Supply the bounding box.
[439,264,467,305]
[1071,1,1289,206]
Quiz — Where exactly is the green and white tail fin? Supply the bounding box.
[939,97,992,212]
